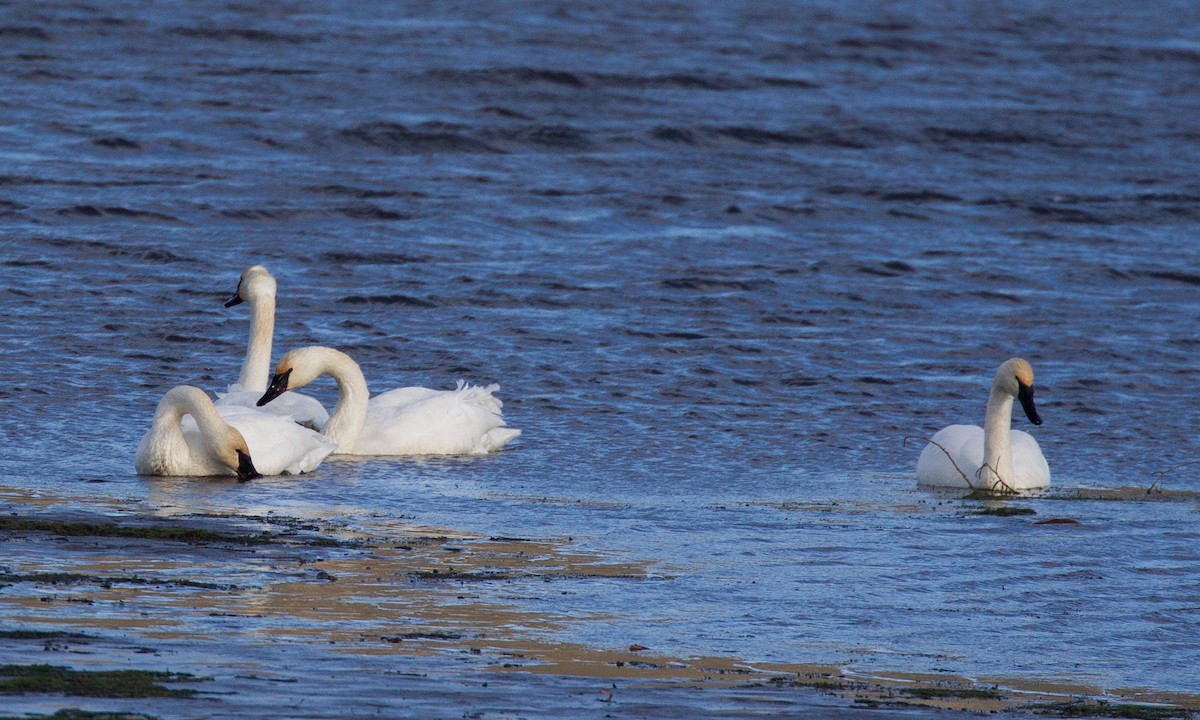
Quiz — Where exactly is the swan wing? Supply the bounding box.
[356,383,519,455]
[368,385,444,410]
[217,385,330,430]
[214,405,337,475]
[916,424,983,488]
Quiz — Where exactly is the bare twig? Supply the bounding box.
[906,436,1020,494]
[975,461,1017,495]
[904,435,974,489]
[1148,460,1200,493]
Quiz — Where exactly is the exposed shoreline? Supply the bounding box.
[1,493,1196,719]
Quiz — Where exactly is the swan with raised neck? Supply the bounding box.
[219,265,329,430]
[224,265,276,393]
[257,346,521,456]
[916,358,1050,491]
[135,386,261,481]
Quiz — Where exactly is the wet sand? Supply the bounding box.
[1,489,1196,719]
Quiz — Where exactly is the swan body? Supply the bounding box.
[257,346,521,456]
[186,404,336,475]
[916,358,1050,491]
[135,386,261,480]
[136,386,334,479]
[215,265,329,430]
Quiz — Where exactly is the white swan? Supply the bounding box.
[915,358,1050,491]
[136,386,335,479]
[216,265,330,430]
[256,346,521,456]
[136,386,260,480]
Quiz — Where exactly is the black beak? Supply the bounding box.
[1017,382,1042,426]
[257,369,291,406]
[224,292,244,308]
[236,449,262,482]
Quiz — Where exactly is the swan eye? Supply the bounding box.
[258,368,293,406]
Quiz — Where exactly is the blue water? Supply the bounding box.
[2,0,1200,698]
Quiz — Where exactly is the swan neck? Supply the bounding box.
[153,387,225,453]
[237,293,275,392]
[981,388,1015,489]
[320,353,369,452]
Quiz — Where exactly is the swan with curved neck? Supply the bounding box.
[257,346,521,456]
[138,384,336,478]
[218,265,329,429]
[136,386,261,481]
[916,358,1050,491]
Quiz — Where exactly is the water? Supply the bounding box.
[2,0,1200,703]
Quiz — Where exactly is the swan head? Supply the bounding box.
[994,358,1041,426]
[233,446,261,482]
[224,265,276,308]
[257,346,321,406]
[205,426,262,482]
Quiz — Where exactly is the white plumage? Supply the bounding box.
[136,385,334,479]
[215,265,329,430]
[257,346,521,456]
[916,424,1049,490]
[916,358,1050,492]
[189,403,336,475]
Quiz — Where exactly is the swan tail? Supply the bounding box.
[284,438,339,475]
[454,380,506,415]
[479,427,521,453]
[454,381,518,452]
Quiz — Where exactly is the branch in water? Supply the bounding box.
[904,435,974,489]
[1147,459,1200,493]
[976,461,1017,495]
[905,436,1019,494]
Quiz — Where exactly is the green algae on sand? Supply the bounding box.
[0,710,161,720]
[0,515,342,546]
[1033,700,1195,720]
[0,664,204,698]
[973,506,1037,516]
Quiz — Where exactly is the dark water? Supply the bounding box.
[3,0,1200,703]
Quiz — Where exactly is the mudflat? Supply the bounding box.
[2,492,1195,719]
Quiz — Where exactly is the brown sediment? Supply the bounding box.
[2,498,1198,717]
[974,506,1037,516]
[1045,487,1200,502]
[0,712,162,720]
[482,492,632,509]
[745,489,1200,511]
[731,499,880,514]
[0,485,133,512]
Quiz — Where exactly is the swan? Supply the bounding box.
[135,385,261,480]
[215,265,330,430]
[255,346,521,456]
[136,386,336,479]
[915,358,1050,492]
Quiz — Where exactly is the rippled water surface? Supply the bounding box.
[3,0,1200,702]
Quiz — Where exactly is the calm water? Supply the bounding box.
[2,0,1200,698]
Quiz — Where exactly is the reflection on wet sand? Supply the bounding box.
[1,492,1197,717]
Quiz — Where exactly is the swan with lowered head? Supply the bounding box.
[136,386,261,480]
[215,265,330,430]
[256,346,521,456]
[915,358,1050,491]
[137,385,336,479]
